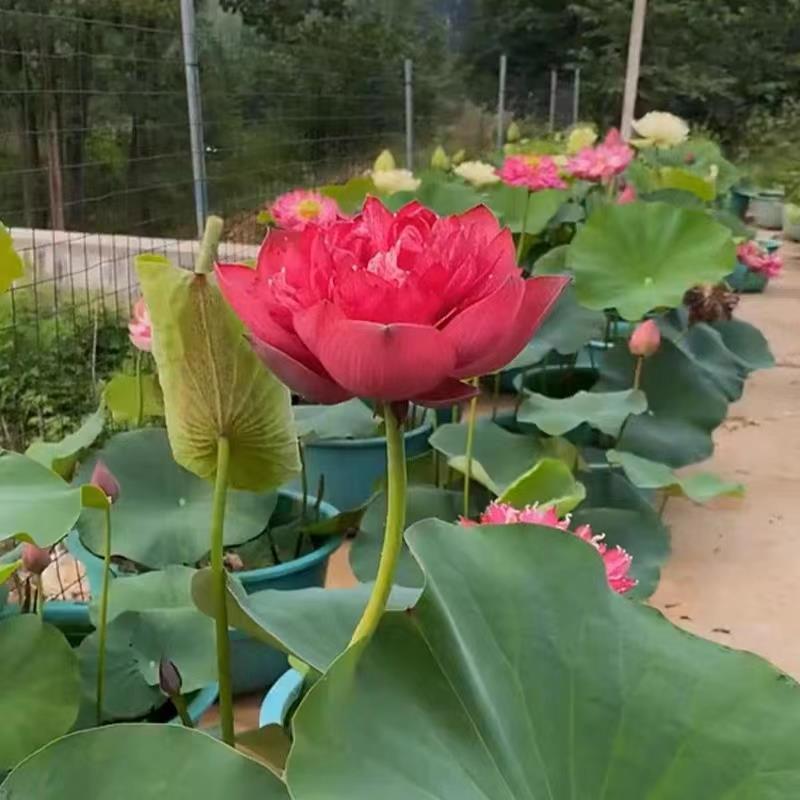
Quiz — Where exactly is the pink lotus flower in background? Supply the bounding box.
[737,241,783,278]
[617,184,637,204]
[216,198,568,407]
[90,459,120,503]
[462,501,637,594]
[128,298,152,352]
[628,319,661,357]
[270,189,341,232]
[496,155,567,191]
[567,128,634,183]
[21,543,51,575]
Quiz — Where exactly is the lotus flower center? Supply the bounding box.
[522,155,541,168]
[296,199,322,219]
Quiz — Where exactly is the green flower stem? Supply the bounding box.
[210,436,235,746]
[134,350,143,428]
[349,404,407,646]
[299,442,308,521]
[170,693,195,728]
[194,215,224,276]
[633,356,644,390]
[95,504,112,725]
[515,190,532,264]
[35,574,44,617]
[491,372,501,420]
[463,378,480,518]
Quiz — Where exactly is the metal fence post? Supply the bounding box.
[496,53,507,150]
[404,58,414,169]
[548,68,558,132]
[180,0,208,238]
[572,67,581,124]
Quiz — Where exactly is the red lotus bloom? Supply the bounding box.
[216,198,568,407]
[737,241,783,278]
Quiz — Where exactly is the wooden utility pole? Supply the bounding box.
[620,0,648,140]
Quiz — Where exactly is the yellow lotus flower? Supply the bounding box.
[566,126,598,154]
[373,149,397,172]
[372,168,421,195]
[632,112,689,148]
[453,160,500,187]
[430,145,450,170]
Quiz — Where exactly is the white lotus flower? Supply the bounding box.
[371,168,421,195]
[632,111,689,148]
[453,160,500,187]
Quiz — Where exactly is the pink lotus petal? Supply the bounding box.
[413,378,480,408]
[90,459,120,503]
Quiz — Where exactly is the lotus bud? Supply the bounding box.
[158,657,183,696]
[373,149,396,173]
[628,319,661,357]
[430,145,450,171]
[451,148,466,166]
[506,121,521,143]
[90,459,120,503]
[22,543,51,575]
[566,126,598,154]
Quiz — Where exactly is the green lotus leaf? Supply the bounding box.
[383,177,483,216]
[287,521,800,799]
[136,254,300,492]
[532,243,570,276]
[499,457,585,515]
[607,449,744,503]
[658,166,716,202]
[293,399,380,441]
[74,429,279,568]
[25,405,106,480]
[0,616,81,770]
[104,373,164,424]
[0,222,23,295]
[320,176,376,215]
[0,725,288,798]
[0,560,22,585]
[568,202,735,319]
[484,184,568,234]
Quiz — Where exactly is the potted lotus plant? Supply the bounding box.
[729,239,783,293]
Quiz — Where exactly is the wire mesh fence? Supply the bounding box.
[0,1,578,451]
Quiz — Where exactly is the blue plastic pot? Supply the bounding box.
[300,422,432,511]
[258,668,304,727]
[726,261,768,294]
[67,490,342,694]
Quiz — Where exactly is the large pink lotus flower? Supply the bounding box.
[462,501,637,594]
[216,198,568,407]
[270,190,340,232]
[737,241,783,278]
[496,155,567,191]
[567,128,634,183]
[128,298,152,352]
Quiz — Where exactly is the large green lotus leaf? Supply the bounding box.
[713,318,775,372]
[192,570,418,673]
[74,429,279,568]
[504,286,606,370]
[595,339,728,467]
[430,420,547,495]
[319,176,376,215]
[483,185,568,234]
[607,449,744,504]
[349,485,486,587]
[382,178,483,216]
[0,560,21,585]
[104,373,164,424]
[25,405,106,480]
[0,451,88,547]
[518,389,647,437]
[287,521,800,799]
[0,222,23,295]
[0,616,81,769]
[658,167,717,202]
[136,254,300,492]
[293,399,379,441]
[89,566,216,693]
[568,202,735,320]
[499,457,585,515]
[0,725,288,798]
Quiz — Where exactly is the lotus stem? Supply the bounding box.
[491,372,501,420]
[170,693,194,729]
[515,190,532,265]
[95,504,112,725]
[134,350,144,428]
[462,378,480,518]
[194,215,224,276]
[35,574,44,617]
[210,436,235,746]
[298,442,308,522]
[349,404,407,646]
[633,356,644,390]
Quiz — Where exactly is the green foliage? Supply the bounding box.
[498,457,586,515]
[0,223,23,295]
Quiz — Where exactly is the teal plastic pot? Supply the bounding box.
[726,261,768,293]
[67,490,342,695]
[0,601,93,648]
[181,683,219,725]
[728,188,751,220]
[258,668,304,727]
[300,422,432,510]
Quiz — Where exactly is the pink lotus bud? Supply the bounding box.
[158,657,183,696]
[90,459,120,503]
[128,298,152,352]
[617,184,637,205]
[22,543,51,575]
[628,319,661,357]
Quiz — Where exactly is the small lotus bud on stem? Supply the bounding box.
[159,657,194,728]
[629,320,660,390]
[22,543,51,576]
[90,459,120,503]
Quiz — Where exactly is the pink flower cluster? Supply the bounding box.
[496,155,567,191]
[737,241,783,278]
[567,129,633,183]
[462,501,637,594]
[270,190,341,232]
